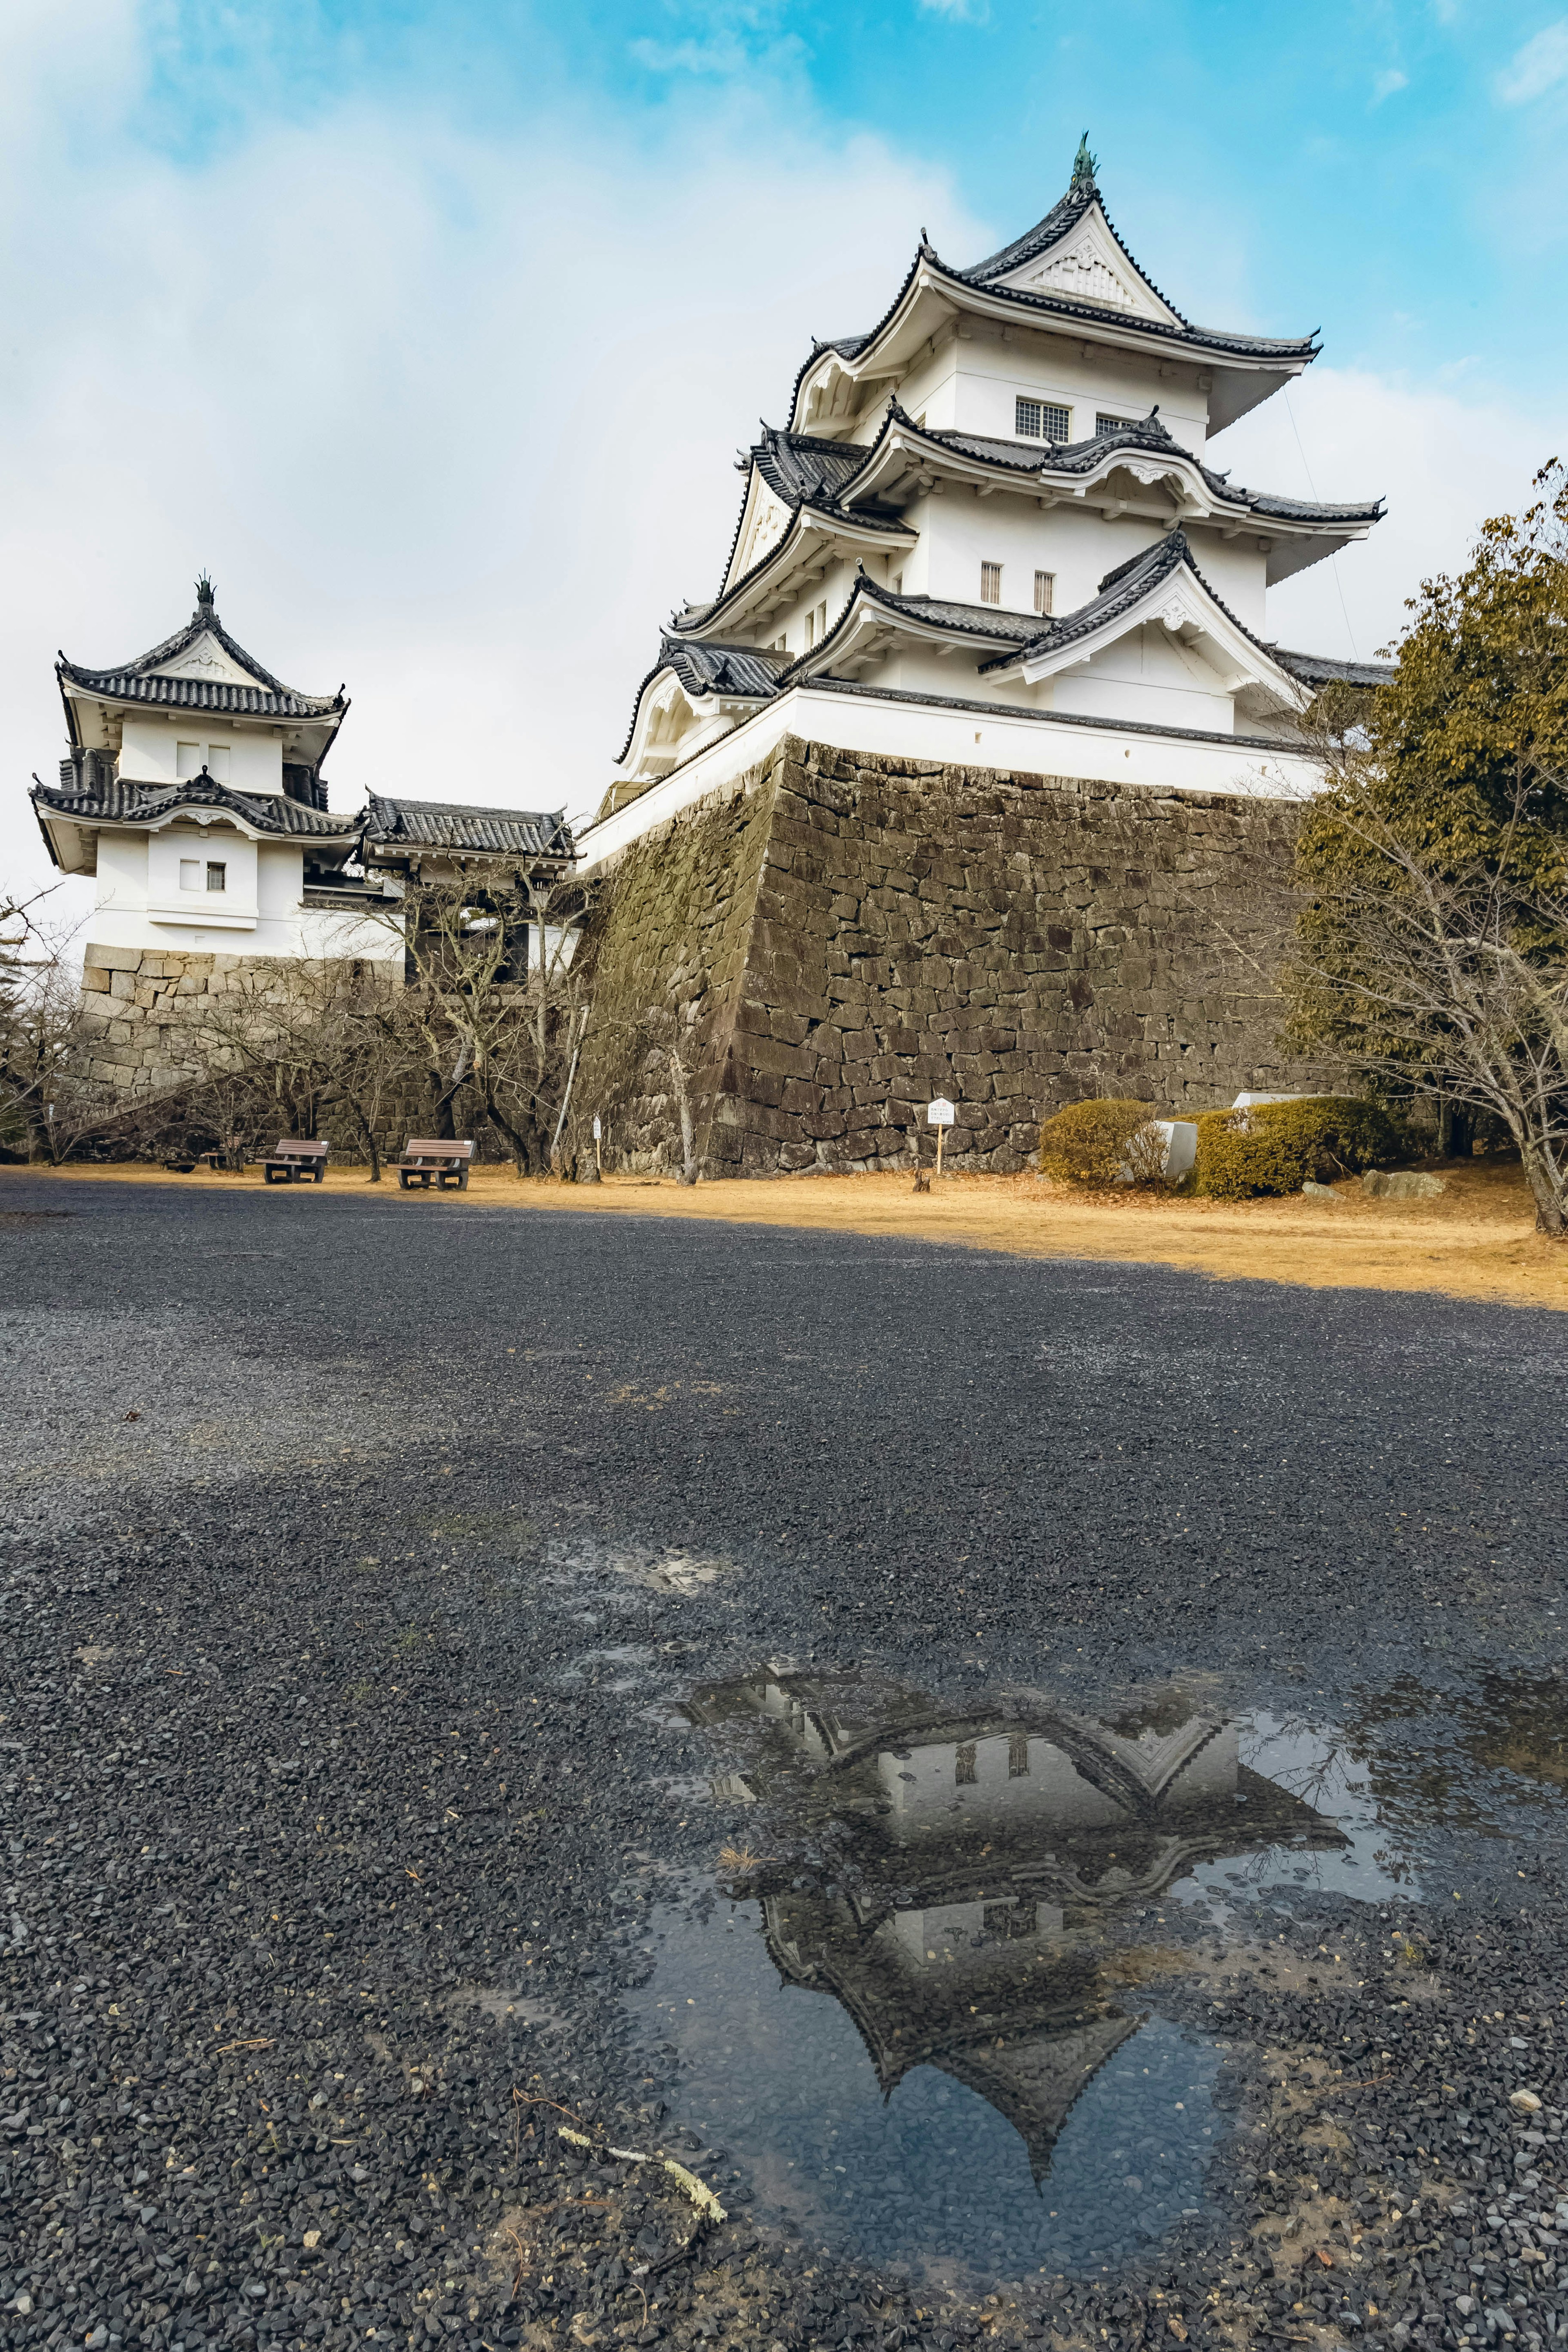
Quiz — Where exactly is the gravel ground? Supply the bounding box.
[2,1174,1568,2352]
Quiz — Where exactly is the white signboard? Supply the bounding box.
[926,1097,956,1128]
[592,1114,601,1140]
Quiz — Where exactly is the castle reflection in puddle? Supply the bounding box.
[655,1672,1348,2263]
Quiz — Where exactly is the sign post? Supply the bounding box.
[592,1113,602,1179]
[926,1095,955,1178]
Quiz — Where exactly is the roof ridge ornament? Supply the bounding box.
[1069,133,1097,193]
[194,571,215,624]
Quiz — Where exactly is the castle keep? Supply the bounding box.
[573,145,1385,1171]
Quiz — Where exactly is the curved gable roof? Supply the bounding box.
[58,592,345,719]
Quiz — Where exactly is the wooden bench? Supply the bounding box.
[258,1138,330,1184]
[394,1138,474,1192]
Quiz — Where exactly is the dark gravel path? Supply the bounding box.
[2,1176,1567,2352]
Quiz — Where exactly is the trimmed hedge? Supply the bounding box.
[1038,1097,1169,1189]
[1195,1096,1404,1200]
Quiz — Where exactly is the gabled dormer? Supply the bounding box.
[964,139,1184,325]
[56,576,347,804]
[788,147,1319,443]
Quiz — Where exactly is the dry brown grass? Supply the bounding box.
[10,1155,1565,1312]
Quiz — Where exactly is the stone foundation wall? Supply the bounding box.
[573,734,1336,1178]
[78,944,297,1094]
[76,945,463,1160]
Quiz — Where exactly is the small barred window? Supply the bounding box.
[980,562,1003,605]
[1034,570,1055,617]
[1096,411,1124,437]
[206,862,227,893]
[1016,397,1071,441]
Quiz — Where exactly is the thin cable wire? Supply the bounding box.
[1283,386,1360,662]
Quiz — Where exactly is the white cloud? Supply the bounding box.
[1371,66,1409,102]
[0,14,987,915]
[0,7,1548,939]
[1211,367,1551,661]
[916,0,991,18]
[1495,17,1568,102]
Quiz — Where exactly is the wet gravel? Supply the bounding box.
[2,1174,1568,2352]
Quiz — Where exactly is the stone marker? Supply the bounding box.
[1362,1170,1446,1200]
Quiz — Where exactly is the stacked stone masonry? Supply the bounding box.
[78,944,296,1091]
[575,735,1337,1177]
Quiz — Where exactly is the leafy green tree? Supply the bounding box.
[1289,463,1568,1236]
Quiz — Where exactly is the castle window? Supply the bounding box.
[1008,1733,1030,1777]
[206,745,231,782]
[955,1743,978,1785]
[206,862,227,893]
[1096,411,1124,437]
[1016,397,1071,442]
[980,562,1002,605]
[179,858,202,891]
[1034,570,1055,617]
[176,741,201,779]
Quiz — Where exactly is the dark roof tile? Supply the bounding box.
[1269,646,1395,689]
[360,794,572,859]
[58,597,343,719]
[30,772,357,836]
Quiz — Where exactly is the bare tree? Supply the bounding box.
[357,867,588,1176]
[1285,800,1568,1234]
[178,957,412,1179]
[0,895,144,1163]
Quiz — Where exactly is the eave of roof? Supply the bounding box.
[56,665,343,720]
[787,238,1318,437]
[688,475,917,637]
[840,401,1382,530]
[614,638,788,766]
[1270,646,1395,690]
[359,793,573,859]
[29,773,358,836]
[776,575,1041,688]
[57,601,344,718]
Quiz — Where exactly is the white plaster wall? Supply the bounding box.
[119,714,285,795]
[945,327,1209,451]
[586,683,1322,871]
[1183,527,1271,630]
[884,344,959,434]
[76,823,402,962]
[258,841,304,920]
[95,832,149,919]
[147,824,259,929]
[1052,626,1235,735]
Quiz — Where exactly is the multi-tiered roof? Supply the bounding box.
[608,146,1387,806]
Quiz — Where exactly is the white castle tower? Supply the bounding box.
[585,141,1385,863]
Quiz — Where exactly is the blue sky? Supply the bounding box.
[4,0,1566,905]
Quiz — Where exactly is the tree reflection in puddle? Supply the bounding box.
[624,1671,1355,2281]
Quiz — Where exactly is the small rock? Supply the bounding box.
[1361,1169,1445,1200]
[1510,2090,1543,2114]
[1301,1180,1340,1200]
[303,2228,321,2249]
[1456,2297,1476,2317]
[11,2293,31,2316]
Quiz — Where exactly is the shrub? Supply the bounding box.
[1195,1096,1405,1200]
[1038,1097,1170,1189]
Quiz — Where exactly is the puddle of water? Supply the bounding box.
[622,1665,1568,2286]
[630,1895,1220,2280]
